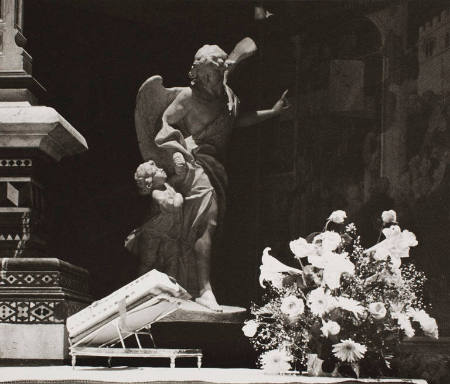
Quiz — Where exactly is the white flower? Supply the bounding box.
[307,287,336,316]
[306,354,324,376]
[364,225,418,268]
[336,297,365,318]
[313,231,342,251]
[259,349,292,374]
[332,339,367,362]
[381,210,397,224]
[408,309,439,339]
[328,210,347,224]
[393,312,415,338]
[259,248,303,289]
[280,295,305,319]
[322,253,355,289]
[321,320,341,337]
[242,320,258,337]
[289,237,316,259]
[368,302,387,320]
[308,232,343,268]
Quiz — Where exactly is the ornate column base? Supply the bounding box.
[0,258,92,360]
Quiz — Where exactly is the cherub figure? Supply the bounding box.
[132,38,290,311]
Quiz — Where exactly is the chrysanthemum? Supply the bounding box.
[332,339,367,362]
[336,297,365,317]
[259,349,292,374]
[307,287,336,316]
[280,295,304,319]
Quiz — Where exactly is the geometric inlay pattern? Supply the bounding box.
[0,272,59,287]
[0,301,62,323]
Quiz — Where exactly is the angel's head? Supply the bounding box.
[134,160,167,195]
[189,44,229,94]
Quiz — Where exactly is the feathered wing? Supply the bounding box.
[135,75,184,171]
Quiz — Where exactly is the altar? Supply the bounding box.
[0,366,428,384]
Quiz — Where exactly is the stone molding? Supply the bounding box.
[0,106,88,161]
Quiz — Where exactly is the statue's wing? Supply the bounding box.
[135,75,183,169]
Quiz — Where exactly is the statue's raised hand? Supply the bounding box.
[272,90,291,116]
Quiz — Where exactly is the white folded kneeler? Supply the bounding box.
[66,270,202,368]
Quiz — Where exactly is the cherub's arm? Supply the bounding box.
[236,90,290,128]
[152,185,183,213]
[168,152,188,188]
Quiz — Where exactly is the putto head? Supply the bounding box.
[134,160,166,194]
[188,44,229,87]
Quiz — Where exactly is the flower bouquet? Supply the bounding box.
[243,210,438,377]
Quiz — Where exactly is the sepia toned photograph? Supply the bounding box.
[0,1,449,383]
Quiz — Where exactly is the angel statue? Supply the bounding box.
[126,37,290,311]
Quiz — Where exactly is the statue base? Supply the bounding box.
[159,301,246,324]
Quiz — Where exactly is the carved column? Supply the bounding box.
[0,0,91,361]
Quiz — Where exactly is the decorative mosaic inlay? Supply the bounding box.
[0,272,59,287]
[0,271,89,294]
[0,159,32,167]
[0,300,87,323]
[0,301,62,323]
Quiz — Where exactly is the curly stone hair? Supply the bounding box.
[188,44,229,86]
[134,160,159,195]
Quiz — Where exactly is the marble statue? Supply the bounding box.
[126,38,290,311]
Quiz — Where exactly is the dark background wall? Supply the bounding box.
[23,0,450,342]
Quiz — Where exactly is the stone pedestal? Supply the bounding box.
[0,258,91,360]
[0,107,91,360]
[0,106,91,360]
[0,108,91,360]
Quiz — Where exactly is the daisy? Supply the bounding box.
[332,339,367,362]
[259,349,292,374]
[307,287,336,316]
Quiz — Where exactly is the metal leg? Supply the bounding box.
[146,326,156,347]
[115,322,126,348]
[170,356,176,368]
[197,355,202,369]
[107,357,112,368]
[135,333,142,349]
[71,355,76,369]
